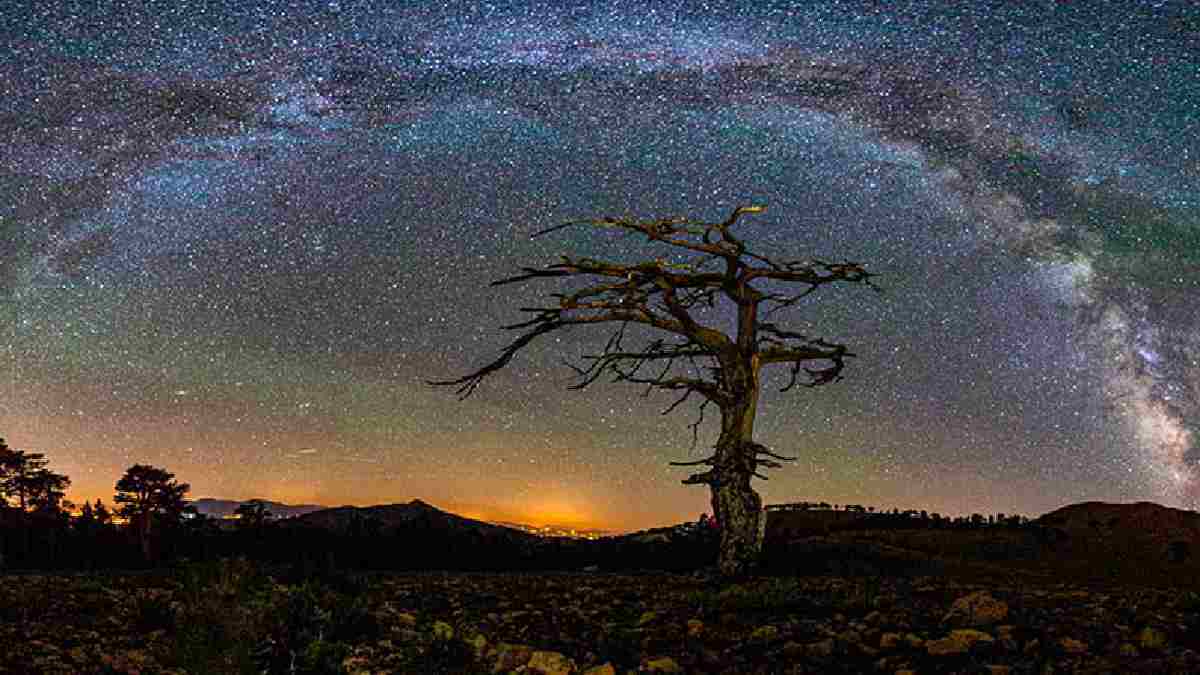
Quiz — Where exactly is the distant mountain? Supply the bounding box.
[283,499,540,541]
[1035,500,1200,560]
[488,520,619,539]
[190,497,326,520]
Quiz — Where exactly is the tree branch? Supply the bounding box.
[434,205,875,410]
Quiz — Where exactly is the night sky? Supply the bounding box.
[2,1,1197,532]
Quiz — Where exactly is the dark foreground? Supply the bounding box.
[2,559,1199,675]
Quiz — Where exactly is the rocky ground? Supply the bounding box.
[2,561,1199,674]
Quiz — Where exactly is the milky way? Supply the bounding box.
[2,1,1197,530]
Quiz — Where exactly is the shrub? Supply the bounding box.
[130,590,176,632]
[685,577,813,614]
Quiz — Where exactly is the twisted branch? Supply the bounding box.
[433,205,878,488]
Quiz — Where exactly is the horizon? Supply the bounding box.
[3,1,1198,529]
[57,491,1200,536]
[141,492,1198,534]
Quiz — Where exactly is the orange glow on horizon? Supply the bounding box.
[62,473,665,532]
[443,499,609,530]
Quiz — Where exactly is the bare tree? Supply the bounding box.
[433,206,877,577]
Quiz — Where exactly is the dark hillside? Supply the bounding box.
[190,498,325,520]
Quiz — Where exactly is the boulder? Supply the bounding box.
[491,643,535,673]
[640,656,682,673]
[943,591,1008,627]
[526,651,576,675]
[807,638,835,658]
[750,625,779,643]
[1059,637,1088,654]
[431,621,454,642]
[1139,626,1168,650]
[926,629,994,656]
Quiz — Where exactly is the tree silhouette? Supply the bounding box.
[114,464,191,561]
[92,498,113,526]
[75,500,98,532]
[21,468,71,515]
[433,206,877,577]
[235,499,274,531]
[0,438,70,514]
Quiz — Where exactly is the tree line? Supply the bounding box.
[766,501,1034,529]
[0,437,226,569]
[0,436,599,573]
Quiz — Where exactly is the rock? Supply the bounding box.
[926,629,994,656]
[395,628,422,643]
[640,656,682,673]
[750,625,779,642]
[807,638,835,658]
[526,650,576,675]
[780,641,805,658]
[432,621,454,641]
[943,591,1009,627]
[492,643,535,673]
[466,633,487,657]
[582,665,616,675]
[1059,637,1088,654]
[927,638,966,657]
[1139,626,1168,650]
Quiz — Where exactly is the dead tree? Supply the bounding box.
[432,206,878,577]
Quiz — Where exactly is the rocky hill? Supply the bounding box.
[195,498,1200,582]
[1035,500,1200,562]
[190,497,325,520]
[282,499,537,539]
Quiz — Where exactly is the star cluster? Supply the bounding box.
[2,0,1198,530]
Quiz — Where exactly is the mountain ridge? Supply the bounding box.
[190,497,327,520]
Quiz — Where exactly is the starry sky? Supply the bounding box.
[2,0,1198,532]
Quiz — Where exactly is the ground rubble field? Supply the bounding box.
[2,563,1199,674]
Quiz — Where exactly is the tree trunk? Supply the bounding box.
[709,401,764,578]
[137,512,154,564]
[711,463,763,578]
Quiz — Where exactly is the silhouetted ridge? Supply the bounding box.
[285,500,534,539]
[1034,501,1200,565]
[190,497,325,519]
